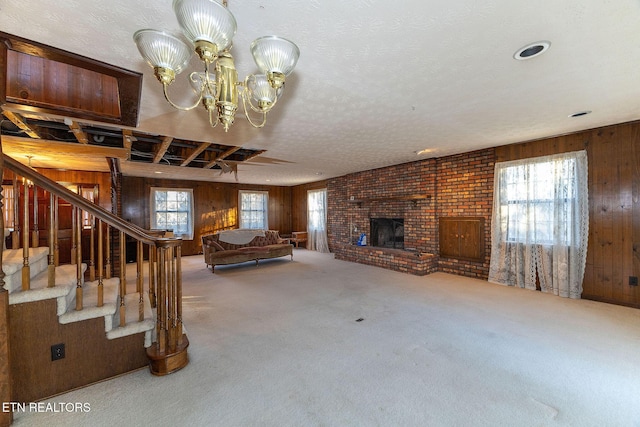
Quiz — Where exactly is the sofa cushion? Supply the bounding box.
[208,240,226,251]
[237,246,270,254]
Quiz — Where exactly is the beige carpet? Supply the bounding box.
[12,250,640,426]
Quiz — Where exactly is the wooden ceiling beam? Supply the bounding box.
[152,136,173,164]
[66,119,89,144]
[2,110,41,138]
[242,150,267,162]
[181,142,211,167]
[122,129,133,160]
[203,146,242,169]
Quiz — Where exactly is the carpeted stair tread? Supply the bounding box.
[59,278,120,326]
[107,292,155,347]
[2,247,50,293]
[8,263,85,308]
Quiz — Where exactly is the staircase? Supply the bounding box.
[0,153,188,425]
[6,248,155,344]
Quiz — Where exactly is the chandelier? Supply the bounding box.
[133,0,300,132]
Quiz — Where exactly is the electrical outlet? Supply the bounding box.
[629,276,638,286]
[51,343,65,361]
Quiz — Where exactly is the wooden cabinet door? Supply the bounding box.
[458,219,483,260]
[439,219,460,258]
[439,217,484,261]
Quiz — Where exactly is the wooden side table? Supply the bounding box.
[290,231,308,248]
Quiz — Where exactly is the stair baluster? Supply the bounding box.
[11,175,18,249]
[137,240,144,322]
[53,194,59,266]
[31,185,38,248]
[119,230,126,327]
[156,244,166,353]
[70,203,77,265]
[89,213,96,282]
[148,242,156,308]
[47,192,55,288]
[97,219,104,307]
[105,224,111,279]
[21,179,30,290]
[75,206,83,311]
[176,244,183,346]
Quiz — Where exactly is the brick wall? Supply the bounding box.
[327,148,495,279]
[436,149,495,278]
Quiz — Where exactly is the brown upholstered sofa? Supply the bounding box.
[201,230,293,273]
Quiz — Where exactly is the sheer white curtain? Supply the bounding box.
[307,189,329,253]
[239,191,268,229]
[488,150,589,299]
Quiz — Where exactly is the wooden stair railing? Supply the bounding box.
[0,154,188,396]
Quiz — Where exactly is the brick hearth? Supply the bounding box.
[332,244,437,276]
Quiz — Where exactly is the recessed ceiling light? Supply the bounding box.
[569,110,592,118]
[154,171,163,174]
[514,41,551,60]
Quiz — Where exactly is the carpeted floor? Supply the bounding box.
[12,250,640,426]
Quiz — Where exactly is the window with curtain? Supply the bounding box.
[150,187,194,239]
[79,185,97,229]
[307,188,329,253]
[488,150,589,298]
[2,185,15,230]
[239,190,268,229]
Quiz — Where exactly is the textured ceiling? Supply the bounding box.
[1,0,640,185]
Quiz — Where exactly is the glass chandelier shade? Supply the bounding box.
[133,30,192,77]
[247,74,277,105]
[251,36,300,76]
[172,0,236,51]
[133,0,299,132]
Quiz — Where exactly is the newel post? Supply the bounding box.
[146,238,189,376]
[0,145,14,426]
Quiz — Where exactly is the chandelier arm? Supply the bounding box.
[208,107,220,128]
[240,93,267,128]
[162,83,204,111]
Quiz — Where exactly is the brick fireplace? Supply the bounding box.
[327,160,438,275]
[327,149,495,279]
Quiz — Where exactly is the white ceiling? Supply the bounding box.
[2,0,640,186]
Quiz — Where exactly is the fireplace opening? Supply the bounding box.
[370,218,404,249]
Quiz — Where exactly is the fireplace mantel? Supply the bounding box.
[347,194,431,207]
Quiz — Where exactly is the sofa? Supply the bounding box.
[201,230,293,273]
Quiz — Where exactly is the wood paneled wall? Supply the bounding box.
[2,168,112,212]
[121,177,293,256]
[10,299,147,403]
[6,50,121,119]
[495,121,640,307]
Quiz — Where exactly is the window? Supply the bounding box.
[308,189,327,232]
[488,150,589,298]
[239,191,268,229]
[307,188,329,252]
[498,155,579,245]
[63,183,98,229]
[150,188,194,239]
[1,185,15,230]
[79,185,98,229]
